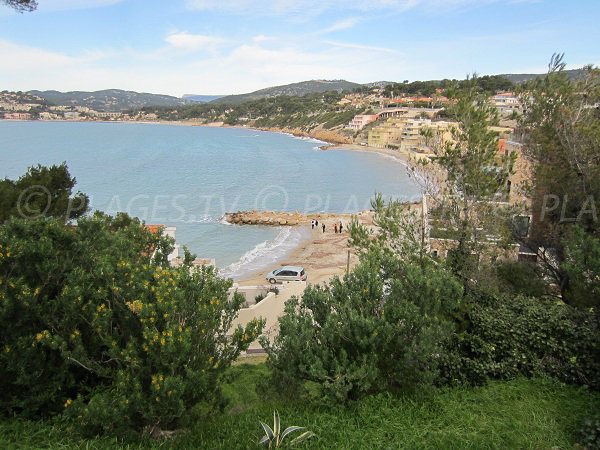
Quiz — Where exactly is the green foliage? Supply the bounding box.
[562,226,600,308]
[0,376,598,449]
[258,410,315,448]
[518,54,600,304]
[577,414,600,450]
[0,213,263,435]
[382,75,513,98]
[262,249,462,403]
[1,0,37,13]
[494,261,548,298]
[440,294,600,389]
[412,76,518,283]
[0,163,89,223]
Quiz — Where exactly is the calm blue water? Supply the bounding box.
[0,121,420,278]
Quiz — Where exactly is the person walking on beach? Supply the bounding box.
[339,221,343,233]
[322,223,325,233]
[311,219,315,230]
[315,219,319,227]
[334,223,338,234]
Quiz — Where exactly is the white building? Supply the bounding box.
[347,114,378,131]
[492,92,520,116]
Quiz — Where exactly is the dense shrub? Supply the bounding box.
[562,227,600,309]
[262,251,462,402]
[0,214,263,435]
[578,414,600,450]
[494,261,547,298]
[440,294,599,388]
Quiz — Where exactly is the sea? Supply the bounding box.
[0,121,420,279]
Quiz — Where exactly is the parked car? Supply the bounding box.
[266,266,307,284]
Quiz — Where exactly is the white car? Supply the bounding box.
[266,266,307,284]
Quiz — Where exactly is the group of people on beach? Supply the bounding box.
[311,219,344,234]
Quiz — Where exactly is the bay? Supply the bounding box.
[0,121,420,278]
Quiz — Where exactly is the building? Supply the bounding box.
[367,117,407,148]
[3,112,32,120]
[39,112,62,120]
[64,111,80,120]
[492,92,520,116]
[347,114,378,131]
[367,115,456,152]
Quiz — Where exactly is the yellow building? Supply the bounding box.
[368,116,457,153]
[367,117,407,148]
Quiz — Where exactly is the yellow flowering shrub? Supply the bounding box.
[0,213,263,436]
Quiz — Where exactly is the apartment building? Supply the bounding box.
[3,112,32,120]
[368,116,456,153]
[347,114,378,131]
[367,117,407,148]
[492,92,520,116]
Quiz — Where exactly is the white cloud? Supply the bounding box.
[252,34,274,42]
[323,40,398,54]
[185,0,502,15]
[320,17,359,34]
[0,33,412,95]
[165,31,226,52]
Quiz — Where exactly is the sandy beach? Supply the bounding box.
[323,142,432,164]
[237,212,374,286]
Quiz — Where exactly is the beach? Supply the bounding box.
[235,211,375,287]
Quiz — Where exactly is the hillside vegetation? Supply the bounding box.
[28,89,189,112]
[211,79,362,105]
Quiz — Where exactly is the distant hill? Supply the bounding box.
[500,68,586,84]
[211,79,362,104]
[182,94,225,103]
[28,89,189,112]
[363,81,394,88]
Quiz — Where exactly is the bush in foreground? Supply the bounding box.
[263,250,462,403]
[440,293,600,389]
[0,214,263,435]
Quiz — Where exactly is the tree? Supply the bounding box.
[0,163,89,223]
[420,126,434,148]
[262,248,462,403]
[517,54,600,305]
[1,0,37,12]
[561,227,600,308]
[411,77,517,287]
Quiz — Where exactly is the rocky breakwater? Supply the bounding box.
[223,210,375,226]
[224,211,304,226]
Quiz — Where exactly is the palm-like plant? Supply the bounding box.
[259,410,314,448]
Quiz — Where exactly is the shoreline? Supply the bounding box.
[236,213,372,286]
[5,119,419,285]
[6,118,429,165]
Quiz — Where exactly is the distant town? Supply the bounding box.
[1,76,522,157]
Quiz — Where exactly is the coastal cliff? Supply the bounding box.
[255,126,352,145]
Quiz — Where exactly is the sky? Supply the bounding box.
[0,0,599,96]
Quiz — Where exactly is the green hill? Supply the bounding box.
[211,79,362,104]
[28,89,189,112]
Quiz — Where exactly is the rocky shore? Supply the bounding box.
[254,126,352,145]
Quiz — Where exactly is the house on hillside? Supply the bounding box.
[347,114,378,130]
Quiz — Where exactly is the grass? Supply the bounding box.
[1,364,597,449]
